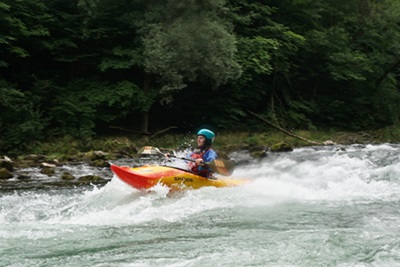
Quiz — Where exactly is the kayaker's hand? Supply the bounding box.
[164,153,170,159]
[195,158,204,166]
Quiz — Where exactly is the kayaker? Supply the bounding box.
[188,128,218,178]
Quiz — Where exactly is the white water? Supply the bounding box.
[1,144,400,266]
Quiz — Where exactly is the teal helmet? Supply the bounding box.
[197,129,215,146]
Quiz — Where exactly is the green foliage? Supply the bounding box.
[266,0,400,130]
[142,0,241,94]
[46,79,149,137]
[327,51,373,81]
[0,80,45,152]
[1,0,400,154]
[99,47,143,71]
[0,0,51,60]
[236,37,277,75]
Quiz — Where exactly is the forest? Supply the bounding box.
[1,0,400,153]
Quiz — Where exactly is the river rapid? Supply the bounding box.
[1,144,400,267]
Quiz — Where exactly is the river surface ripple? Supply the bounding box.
[1,143,400,267]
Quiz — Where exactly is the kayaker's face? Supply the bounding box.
[197,135,206,147]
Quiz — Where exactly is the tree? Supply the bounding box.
[138,0,241,132]
[77,0,241,133]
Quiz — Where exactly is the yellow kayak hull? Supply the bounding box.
[110,164,247,190]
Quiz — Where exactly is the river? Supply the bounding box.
[1,144,399,266]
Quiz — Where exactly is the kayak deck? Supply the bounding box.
[110,164,247,190]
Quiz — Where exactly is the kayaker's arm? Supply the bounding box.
[139,146,235,176]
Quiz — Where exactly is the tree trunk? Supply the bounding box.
[247,111,322,145]
[141,112,149,134]
[141,74,150,134]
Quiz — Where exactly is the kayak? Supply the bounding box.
[110,164,248,190]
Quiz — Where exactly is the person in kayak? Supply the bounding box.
[188,128,218,178]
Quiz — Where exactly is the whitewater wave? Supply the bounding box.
[1,144,399,228]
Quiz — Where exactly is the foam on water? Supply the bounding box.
[239,145,400,202]
[1,144,400,228]
[51,177,242,226]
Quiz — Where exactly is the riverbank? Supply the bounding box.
[17,126,400,160]
[1,127,400,184]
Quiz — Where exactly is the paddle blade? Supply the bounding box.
[207,159,235,176]
[137,146,160,155]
